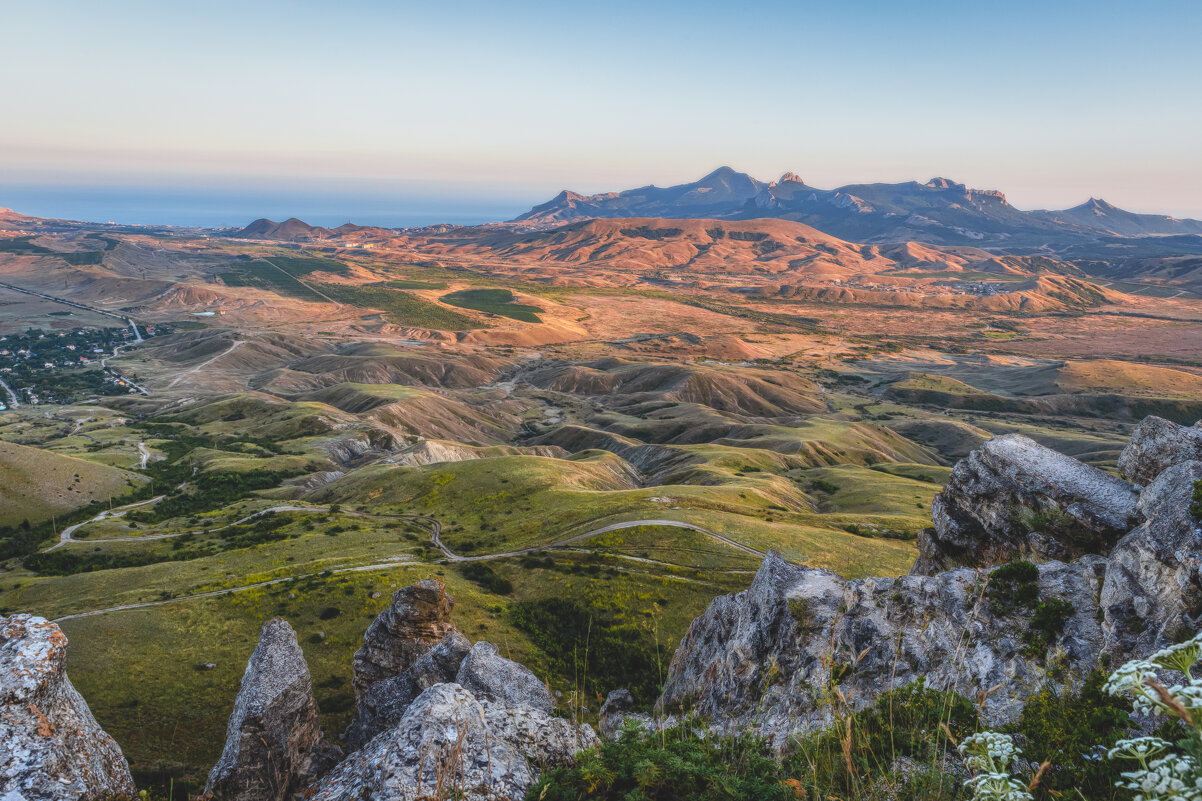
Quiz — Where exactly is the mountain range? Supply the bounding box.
[514,167,1202,246]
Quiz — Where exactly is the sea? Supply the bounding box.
[1,184,534,229]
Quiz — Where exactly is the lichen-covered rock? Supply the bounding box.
[309,683,598,801]
[352,579,456,698]
[0,614,136,801]
[1101,460,1202,660]
[455,641,554,714]
[914,434,1140,575]
[345,630,471,752]
[1117,416,1202,486]
[659,551,1106,745]
[598,689,635,739]
[204,618,338,801]
[597,688,655,740]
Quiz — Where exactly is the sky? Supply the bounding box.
[2,0,1201,226]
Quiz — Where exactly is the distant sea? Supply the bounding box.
[1,184,533,229]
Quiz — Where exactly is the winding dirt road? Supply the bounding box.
[49,510,763,622]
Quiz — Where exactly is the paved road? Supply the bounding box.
[0,279,143,324]
[50,510,763,621]
[100,343,149,395]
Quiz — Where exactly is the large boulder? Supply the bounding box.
[1117,416,1202,486]
[204,618,338,801]
[1101,460,1202,660]
[309,683,598,801]
[914,434,1140,575]
[659,551,1106,745]
[0,614,136,801]
[344,629,472,752]
[455,641,554,714]
[352,579,456,697]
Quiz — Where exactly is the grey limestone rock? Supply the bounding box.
[344,629,472,751]
[455,641,554,714]
[1118,415,1202,486]
[309,683,597,801]
[659,551,1107,746]
[352,579,457,698]
[914,433,1140,575]
[1101,460,1202,660]
[204,618,337,801]
[0,614,136,801]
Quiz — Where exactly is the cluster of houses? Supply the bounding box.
[0,324,163,406]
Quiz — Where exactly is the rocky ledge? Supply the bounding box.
[205,578,594,801]
[0,614,136,801]
[655,416,1202,745]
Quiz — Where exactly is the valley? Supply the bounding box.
[1,197,1201,795]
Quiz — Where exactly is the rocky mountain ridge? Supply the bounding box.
[513,167,1202,246]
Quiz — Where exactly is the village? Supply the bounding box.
[0,324,168,408]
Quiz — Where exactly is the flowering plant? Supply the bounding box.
[959,731,1032,801]
[1103,632,1202,801]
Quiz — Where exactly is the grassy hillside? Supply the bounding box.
[0,441,145,525]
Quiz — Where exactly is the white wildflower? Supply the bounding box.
[1117,753,1202,801]
[965,772,1033,801]
[1108,737,1173,762]
[1150,633,1202,676]
[1105,659,1158,697]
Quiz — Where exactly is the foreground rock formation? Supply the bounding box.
[351,578,457,696]
[914,433,1141,574]
[0,614,136,801]
[312,683,596,801]
[1118,415,1202,486]
[205,578,595,801]
[203,618,339,801]
[656,417,1202,744]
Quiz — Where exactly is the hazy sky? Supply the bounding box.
[3,0,1201,223]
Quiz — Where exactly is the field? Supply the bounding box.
[440,288,545,322]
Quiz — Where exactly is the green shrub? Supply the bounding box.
[986,560,1040,615]
[508,597,660,706]
[457,562,513,595]
[527,723,793,801]
[1024,597,1075,655]
[1008,670,1133,800]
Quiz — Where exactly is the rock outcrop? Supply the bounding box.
[455,641,554,714]
[598,689,653,740]
[311,683,597,801]
[1118,415,1202,486]
[345,629,472,751]
[659,551,1106,744]
[204,618,338,801]
[325,580,592,799]
[914,434,1140,575]
[352,579,456,697]
[1101,460,1202,660]
[0,614,136,801]
[655,417,1202,746]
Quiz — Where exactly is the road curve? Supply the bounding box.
[48,510,764,621]
[431,518,764,562]
[0,376,18,408]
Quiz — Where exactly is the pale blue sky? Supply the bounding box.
[3,0,1201,224]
